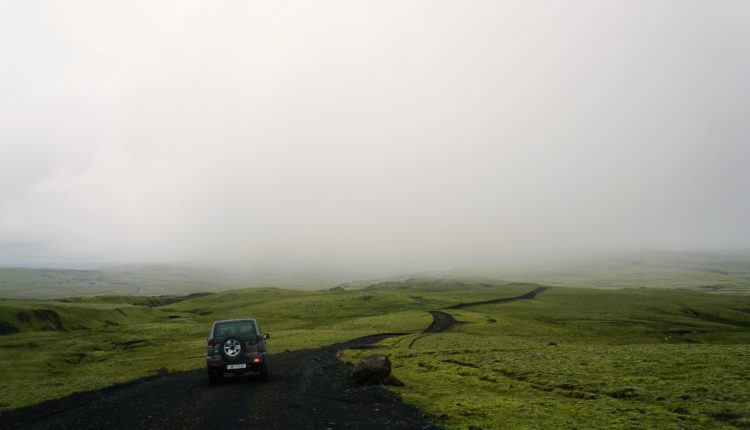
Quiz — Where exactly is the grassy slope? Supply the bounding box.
[343,287,750,429]
[0,280,527,410]
[2,277,749,429]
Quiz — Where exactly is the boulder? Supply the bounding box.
[349,354,392,385]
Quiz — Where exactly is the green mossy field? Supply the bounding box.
[0,280,523,410]
[1,276,750,429]
[342,287,750,429]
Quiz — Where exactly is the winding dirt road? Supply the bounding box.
[0,286,547,430]
[443,286,548,310]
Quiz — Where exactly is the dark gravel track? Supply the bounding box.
[0,286,547,430]
[0,333,439,430]
[423,311,456,333]
[443,286,548,310]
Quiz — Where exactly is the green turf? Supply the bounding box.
[2,277,749,429]
[342,287,750,429]
[0,280,519,410]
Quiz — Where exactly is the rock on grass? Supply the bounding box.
[349,354,392,385]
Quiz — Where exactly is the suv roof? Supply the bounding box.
[213,318,257,323]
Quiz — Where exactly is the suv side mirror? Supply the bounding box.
[263,333,270,339]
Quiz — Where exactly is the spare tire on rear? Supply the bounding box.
[220,336,246,362]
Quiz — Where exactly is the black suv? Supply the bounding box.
[206,319,270,384]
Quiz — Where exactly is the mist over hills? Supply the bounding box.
[2,250,748,299]
[0,264,373,299]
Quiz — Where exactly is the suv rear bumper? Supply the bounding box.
[206,353,266,373]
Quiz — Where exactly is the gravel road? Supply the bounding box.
[1,287,546,430]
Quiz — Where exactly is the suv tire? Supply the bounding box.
[258,362,269,382]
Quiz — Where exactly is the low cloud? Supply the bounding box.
[1,1,749,270]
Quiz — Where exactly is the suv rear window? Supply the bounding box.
[213,321,257,338]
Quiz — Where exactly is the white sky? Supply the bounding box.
[1,1,749,269]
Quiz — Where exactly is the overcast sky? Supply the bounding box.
[1,1,749,270]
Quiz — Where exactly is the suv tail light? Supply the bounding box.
[255,335,264,343]
[207,338,218,346]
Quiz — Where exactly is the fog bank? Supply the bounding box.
[1,1,749,270]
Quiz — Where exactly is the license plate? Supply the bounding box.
[226,363,246,370]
